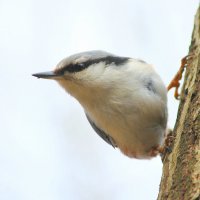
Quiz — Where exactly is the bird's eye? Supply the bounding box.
[77,63,85,68]
[76,63,85,71]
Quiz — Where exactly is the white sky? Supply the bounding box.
[0,0,198,200]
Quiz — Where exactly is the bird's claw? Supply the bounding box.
[167,54,194,99]
[149,129,174,161]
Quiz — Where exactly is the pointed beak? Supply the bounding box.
[32,71,61,79]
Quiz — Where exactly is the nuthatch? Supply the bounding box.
[33,50,168,159]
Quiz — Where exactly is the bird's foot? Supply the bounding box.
[149,130,174,161]
[167,54,193,99]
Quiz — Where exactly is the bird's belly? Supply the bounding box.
[96,113,165,159]
[116,128,164,159]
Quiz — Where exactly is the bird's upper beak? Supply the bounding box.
[32,71,61,79]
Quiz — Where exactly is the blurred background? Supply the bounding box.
[0,0,198,199]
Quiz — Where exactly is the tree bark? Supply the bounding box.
[157,6,200,200]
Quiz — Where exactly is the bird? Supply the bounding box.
[33,50,168,159]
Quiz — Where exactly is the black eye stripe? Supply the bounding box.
[55,56,129,74]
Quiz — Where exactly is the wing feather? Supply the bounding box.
[85,114,117,148]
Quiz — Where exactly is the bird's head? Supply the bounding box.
[32,50,130,99]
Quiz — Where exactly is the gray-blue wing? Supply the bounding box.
[85,114,117,148]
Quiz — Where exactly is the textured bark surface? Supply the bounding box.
[157,6,200,200]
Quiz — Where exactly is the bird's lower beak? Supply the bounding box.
[32,71,61,79]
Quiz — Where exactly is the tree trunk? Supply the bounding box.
[157,6,200,200]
